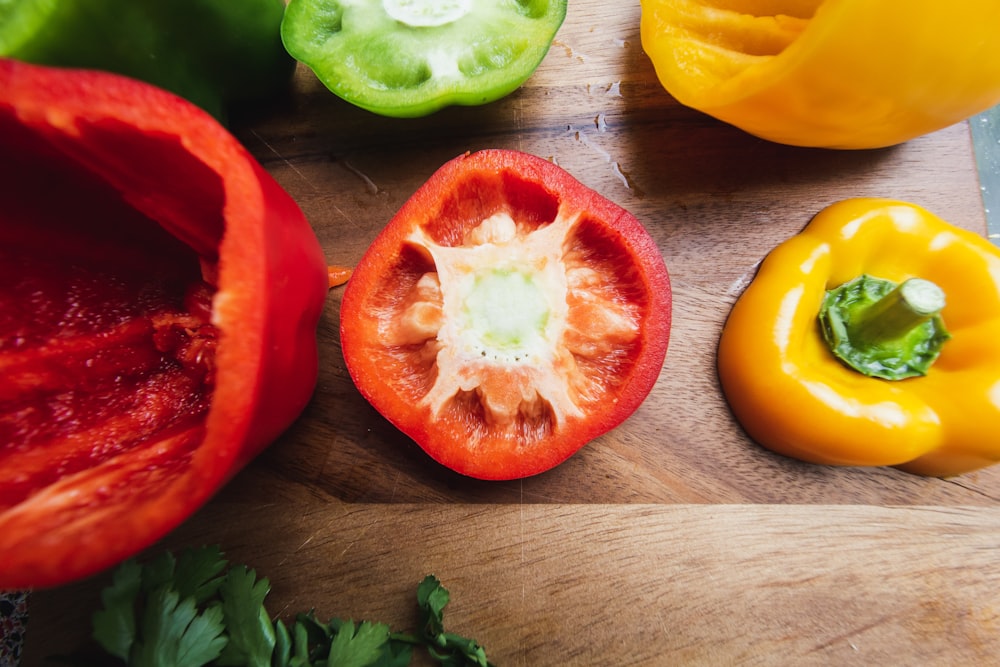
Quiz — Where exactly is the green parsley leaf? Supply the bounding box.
[290,618,313,667]
[216,566,275,667]
[273,618,293,667]
[92,558,142,660]
[326,619,391,667]
[130,585,227,667]
[174,545,229,604]
[139,551,179,593]
[81,547,495,667]
[295,610,332,649]
[372,638,414,667]
[417,575,449,641]
[416,577,493,667]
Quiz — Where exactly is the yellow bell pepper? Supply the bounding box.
[717,199,1000,477]
[639,0,1000,148]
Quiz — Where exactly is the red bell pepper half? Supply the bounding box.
[0,59,329,589]
[340,149,672,480]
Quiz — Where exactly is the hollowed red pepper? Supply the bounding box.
[0,59,329,589]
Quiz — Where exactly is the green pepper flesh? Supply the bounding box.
[0,0,294,121]
[280,0,567,118]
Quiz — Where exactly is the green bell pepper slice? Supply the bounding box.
[280,0,567,118]
[0,0,294,121]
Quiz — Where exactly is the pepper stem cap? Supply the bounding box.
[819,274,951,380]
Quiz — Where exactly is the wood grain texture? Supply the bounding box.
[18,1,1000,664]
[24,499,1000,665]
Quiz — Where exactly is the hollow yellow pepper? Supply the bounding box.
[639,0,1000,149]
[717,199,1000,477]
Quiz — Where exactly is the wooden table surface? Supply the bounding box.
[22,1,1000,664]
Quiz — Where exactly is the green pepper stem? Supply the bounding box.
[847,278,946,344]
[818,274,951,380]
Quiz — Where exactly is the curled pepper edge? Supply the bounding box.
[328,265,354,288]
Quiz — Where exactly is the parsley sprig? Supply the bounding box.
[78,545,494,667]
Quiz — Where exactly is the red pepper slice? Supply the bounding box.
[0,59,329,589]
[340,150,672,480]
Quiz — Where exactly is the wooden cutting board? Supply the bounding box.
[22,1,1000,664]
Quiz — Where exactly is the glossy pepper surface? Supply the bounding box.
[0,59,329,588]
[340,149,672,479]
[281,0,567,117]
[640,0,1000,149]
[717,199,1000,477]
[0,0,293,121]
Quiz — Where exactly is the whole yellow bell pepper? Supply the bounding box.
[717,199,1000,477]
[640,0,1000,148]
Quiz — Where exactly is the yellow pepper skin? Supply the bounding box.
[717,199,1000,476]
[639,0,1000,149]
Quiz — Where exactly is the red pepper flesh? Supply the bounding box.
[0,59,329,589]
[340,149,672,480]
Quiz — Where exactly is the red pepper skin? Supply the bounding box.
[340,149,672,480]
[0,59,328,589]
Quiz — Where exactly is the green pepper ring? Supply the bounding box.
[280,0,567,118]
